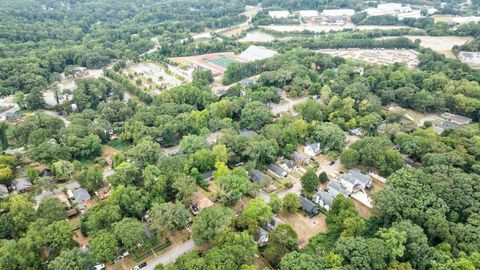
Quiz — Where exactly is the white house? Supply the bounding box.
[304,143,321,157]
[313,190,335,211]
[268,10,291,19]
[337,170,373,193]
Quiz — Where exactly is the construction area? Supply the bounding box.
[317,48,419,68]
[458,51,480,69]
[123,62,192,94]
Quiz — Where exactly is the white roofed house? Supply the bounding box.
[304,142,321,157]
[337,170,373,193]
[268,10,291,19]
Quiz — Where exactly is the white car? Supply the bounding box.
[91,264,105,270]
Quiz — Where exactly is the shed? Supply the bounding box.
[202,170,214,182]
[255,228,269,247]
[39,168,53,177]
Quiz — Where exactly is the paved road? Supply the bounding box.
[143,240,195,270]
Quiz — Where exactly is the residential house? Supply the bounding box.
[441,113,473,125]
[433,120,459,135]
[0,184,8,199]
[240,78,256,87]
[313,190,335,211]
[72,188,91,213]
[300,195,320,217]
[255,228,269,247]
[202,170,214,182]
[337,170,373,193]
[39,168,53,177]
[279,159,297,172]
[349,127,365,137]
[14,177,32,193]
[248,170,272,187]
[55,193,72,208]
[304,143,321,157]
[35,189,54,209]
[5,112,20,122]
[292,151,310,165]
[327,180,349,197]
[267,164,288,178]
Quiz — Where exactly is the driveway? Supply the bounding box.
[271,97,307,116]
[143,239,195,270]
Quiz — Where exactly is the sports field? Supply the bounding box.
[204,55,240,69]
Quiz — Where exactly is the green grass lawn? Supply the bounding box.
[205,55,240,69]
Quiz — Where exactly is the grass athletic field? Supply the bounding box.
[204,55,240,68]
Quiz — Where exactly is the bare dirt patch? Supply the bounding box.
[404,36,474,58]
[277,211,327,247]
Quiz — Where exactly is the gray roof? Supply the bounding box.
[292,151,310,163]
[203,170,214,180]
[339,170,372,188]
[442,113,473,125]
[305,143,321,154]
[15,177,32,191]
[280,159,296,169]
[73,188,91,204]
[240,129,257,137]
[248,170,271,185]
[328,180,349,197]
[300,196,319,214]
[267,164,287,177]
[313,190,335,207]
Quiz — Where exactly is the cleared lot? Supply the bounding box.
[317,48,419,68]
[277,211,327,248]
[404,35,474,58]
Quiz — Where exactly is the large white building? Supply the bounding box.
[268,10,291,19]
[239,45,278,62]
[365,3,412,16]
[322,9,355,17]
[298,10,319,17]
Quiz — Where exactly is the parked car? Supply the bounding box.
[329,160,335,165]
[131,262,147,270]
[91,264,105,270]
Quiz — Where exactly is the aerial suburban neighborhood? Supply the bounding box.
[0,0,480,270]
